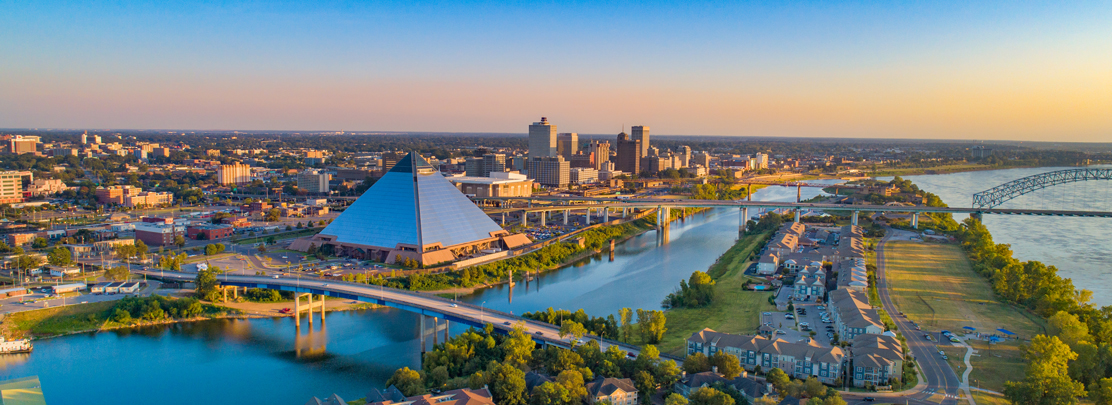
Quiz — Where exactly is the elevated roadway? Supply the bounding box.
[135,270,673,362]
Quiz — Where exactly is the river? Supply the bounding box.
[894,165,1112,307]
[0,180,842,404]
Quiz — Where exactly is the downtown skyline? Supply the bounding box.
[2,1,1111,142]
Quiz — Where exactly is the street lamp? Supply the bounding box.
[480,301,486,324]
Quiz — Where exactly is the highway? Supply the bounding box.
[133,270,670,362]
[841,230,964,405]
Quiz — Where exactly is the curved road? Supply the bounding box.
[843,230,963,405]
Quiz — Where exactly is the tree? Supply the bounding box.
[636,309,667,344]
[556,369,588,402]
[683,353,711,374]
[491,363,527,405]
[665,393,689,405]
[803,376,825,398]
[502,326,535,368]
[386,367,426,396]
[709,352,743,379]
[689,387,734,405]
[560,320,589,343]
[766,368,790,395]
[1050,311,1091,348]
[134,240,148,261]
[47,247,73,267]
[174,235,186,248]
[619,308,633,342]
[105,265,130,281]
[194,268,221,301]
[13,254,43,278]
[530,382,571,405]
[1005,335,1087,405]
[1090,378,1112,405]
[634,371,656,405]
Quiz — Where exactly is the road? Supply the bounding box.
[133,269,670,363]
[841,230,964,405]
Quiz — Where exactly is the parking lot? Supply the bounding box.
[793,302,837,346]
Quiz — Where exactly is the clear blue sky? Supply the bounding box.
[2,1,1110,141]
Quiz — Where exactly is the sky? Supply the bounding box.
[1,1,1111,141]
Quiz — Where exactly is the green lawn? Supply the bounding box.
[2,301,114,338]
[658,231,776,356]
[883,240,1046,338]
[972,390,1011,405]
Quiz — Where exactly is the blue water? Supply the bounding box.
[0,180,838,404]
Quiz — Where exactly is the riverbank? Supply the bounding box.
[657,230,776,356]
[0,292,379,340]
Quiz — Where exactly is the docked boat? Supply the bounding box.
[0,337,32,354]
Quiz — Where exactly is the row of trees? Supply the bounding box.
[108,295,219,324]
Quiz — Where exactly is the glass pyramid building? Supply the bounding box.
[305,152,526,266]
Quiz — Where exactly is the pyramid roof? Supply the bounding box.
[318,152,504,250]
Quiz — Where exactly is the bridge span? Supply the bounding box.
[136,270,667,360]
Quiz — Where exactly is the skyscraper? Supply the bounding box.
[586,141,611,170]
[527,156,570,188]
[528,117,557,158]
[631,125,650,157]
[482,153,507,176]
[615,132,641,174]
[556,133,578,159]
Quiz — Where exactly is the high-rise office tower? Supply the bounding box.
[527,156,570,188]
[615,132,641,174]
[679,146,692,168]
[631,125,650,157]
[528,117,557,158]
[81,131,88,145]
[586,141,611,170]
[556,133,578,159]
[482,153,507,176]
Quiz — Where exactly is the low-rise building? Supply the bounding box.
[827,289,885,340]
[586,377,638,405]
[187,224,234,240]
[687,328,845,385]
[449,171,534,198]
[134,222,184,246]
[27,178,67,196]
[849,334,904,387]
[364,387,495,405]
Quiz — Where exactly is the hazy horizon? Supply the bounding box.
[3,1,1111,142]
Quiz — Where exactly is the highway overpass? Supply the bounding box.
[136,270,673,361]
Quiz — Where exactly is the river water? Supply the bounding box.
[0,180,839,404]
[895,165,1112,307]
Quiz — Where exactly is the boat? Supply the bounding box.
[0,337,32,354]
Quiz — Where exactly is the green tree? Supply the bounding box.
[684,352,711,374]
[803,376,825,398]
[47,246,73,267]
[709,352,743,379]
[105,265,130,281]
[530,382,571,405]
[503,326,535,368]
[194,269,221,301]
[31,237,48,249]
[1005,335,1087,405]
[619,307,633,342]
[636,309,667,344]
[560,320,589,343]
[1050,311,1091,348]
[556,369,588,402]
[174,235,186,248]
[134,240,148,261]
[386,367,427,396]
[1090,378,1112,405]
[634,371,656,405]
[491,363,527,405]
[766,368,790,396]
[689,387,734,405]
[665,393,689,405]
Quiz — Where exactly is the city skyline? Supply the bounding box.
[3,1,1111,142]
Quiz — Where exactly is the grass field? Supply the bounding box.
[2,301,115,338]
[883,240,1046,338]
[657,231,776,356]
[971,390,1011,405]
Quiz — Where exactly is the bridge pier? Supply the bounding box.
[501,212,505,226]
[740,207,749,235]
[911,213,919,229]
[622,208,627,218]
[603,207,609,222]
[420,315,426,352]
[585,208,591,225]
[797,184,802,203]
[852,211,859,226]
[564,209,569,225]
[747,184,752,201]
[794,210,801,223]
[539,210,546,226]
[521,211,527,227]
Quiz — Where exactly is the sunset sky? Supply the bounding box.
[2,1,1110,141]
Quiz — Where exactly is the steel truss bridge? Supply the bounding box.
[972,168,1112,209]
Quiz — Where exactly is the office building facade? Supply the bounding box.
[528,117,557,158]
[557,133,578,159]
[297,169,331,193]
[631,126,650,157]
[528,156,570,188]
[217,163,253,185]
[614,133,641,175]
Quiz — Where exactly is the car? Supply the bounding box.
[942,355,948,360]
[763,312,771,316]
[785,314,795,320]
[504,322,512,325]
[915,325,921,330]
[450,303,458,308]
[863,397,875,402]
[279,308,292,314]
[273,275,280,279]
[939,350,946,356]
[534,331,543,336]
[799,322,809,327]
[627,352,637,358]
[817,306,826,310]
[776,330,786,335]
[322,283,329,287]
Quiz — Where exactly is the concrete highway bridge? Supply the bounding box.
[136,270,673,361]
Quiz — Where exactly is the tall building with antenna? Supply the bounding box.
[528,117,557,158]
